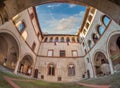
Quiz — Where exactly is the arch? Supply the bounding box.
[49,37,53,42]
[72,37,76,43]
[19,54,33,75]
[60,37,64,42]
[0,31,19,70]
[4,0,120,24]
[44,37,48,42]
[94,52,110,77]
[55,37,59,42]
[107,31,120,71]
[66,37,70,42]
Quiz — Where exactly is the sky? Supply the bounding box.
[35,3,86,35]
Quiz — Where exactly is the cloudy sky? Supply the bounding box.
[35,3,86,34]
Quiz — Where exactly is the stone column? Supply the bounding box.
[14,58,20,74]
[108,58,114,74]
[31,60,36,78]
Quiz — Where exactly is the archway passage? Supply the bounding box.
[19,55,33,75]
[0,32,19,70]
[109,34,120,71]
[94,52,110,77]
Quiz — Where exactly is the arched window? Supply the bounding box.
[61,37,64,42]
[97,25,105,35]
[48,64,55,76]
[55,37,59,45]
[88,40,92,49]
[55,37,59,42]
[77,38,79,42]
[102,16,111,26]
[92,33,98,43]
[44,37,48,42]
[66,37,70,45]
[68,64,75,76]
[72,37,76,42]
[87,58,89,63]
[49,37,53,42]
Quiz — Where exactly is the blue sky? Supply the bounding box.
[35,3,86,35]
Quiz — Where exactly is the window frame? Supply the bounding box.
[72,50,78,57]
[68,64,75,76]
[47,49,54,57]
[48,64,55,76]
[17,20,26,33]
[60,50,65,57]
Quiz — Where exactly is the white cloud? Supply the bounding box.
[47,4,61,8]
[69,4,77,8]
[41,11,85,34]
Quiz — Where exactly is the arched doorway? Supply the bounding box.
[109,34,120,71]
[87,70,90,78]
[94,52,110,77]
[34,69,38,78]
[0,32,19,70]
[19,55,33,75]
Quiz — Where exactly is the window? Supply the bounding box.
[32,42,36,51]
[92,33,98,43]
[83,29,87,35]
[88,40,92,49]
[17,21,25,32]
[85,49,87,54]
[72,37,76,42]
[61,37,64,42]
[48,50,53,56]
[12,14,21,24]
[97,25,105,35]
[77,38,79,42]
[91,8,95,14]
[44,37,48,42]
[37,32,40,37]
[48,64,55,76]
[88,15,92,22]
[49,37,53,42]
[83,42,85,47]
[87,58,89,63]
[55,37,59,45]
[30,13,34,20]
[21,30,28,41]
[72,50,78,57]
[60,50,65,57]
[66,37,70,45]
[86,22,89,29]
[102,16,111,26]
[55,37,59,42]
[68,64,75,76]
